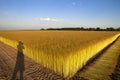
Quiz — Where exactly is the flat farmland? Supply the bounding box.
[0,31,120,80]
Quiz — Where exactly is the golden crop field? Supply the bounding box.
[0,31,120,79]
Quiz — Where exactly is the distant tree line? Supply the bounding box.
[40,27,120,31]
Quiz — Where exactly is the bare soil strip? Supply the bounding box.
[110,55,120,80]
[0,42,64,80]
[72,37,120,80]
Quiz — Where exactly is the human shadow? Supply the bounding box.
[11,41,25,80]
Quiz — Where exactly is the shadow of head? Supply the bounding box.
[17,41,24,52]
[19,41,23,45]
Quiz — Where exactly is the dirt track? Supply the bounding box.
[0,42,64,80]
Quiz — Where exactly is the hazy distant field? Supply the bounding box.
[0,31,120,79]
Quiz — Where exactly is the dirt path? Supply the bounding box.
[0,42,64,80]
[72,37,120,80]
[110,55,120,80]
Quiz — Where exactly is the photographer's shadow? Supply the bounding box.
[11,41,25,80]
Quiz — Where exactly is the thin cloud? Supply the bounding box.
[39,18,58,22]
[72,2,76,6]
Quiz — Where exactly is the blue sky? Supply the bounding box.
[0,0,120,29]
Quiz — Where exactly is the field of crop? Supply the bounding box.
[0,31,120,79]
